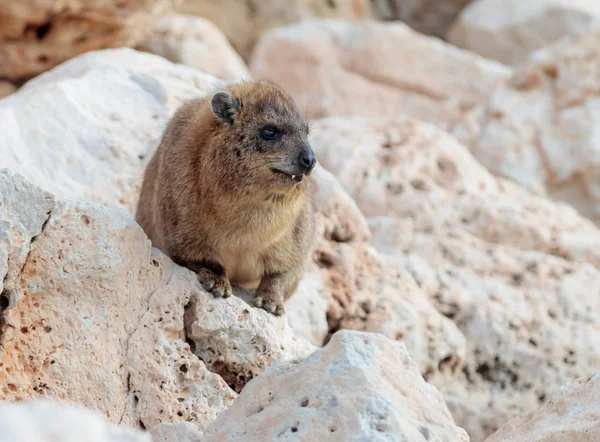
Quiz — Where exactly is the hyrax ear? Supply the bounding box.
[211,91,241,125]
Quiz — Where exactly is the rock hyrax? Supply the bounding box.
[136,80,317,316]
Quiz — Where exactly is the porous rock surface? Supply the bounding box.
[179,0,374,60]
[485,373,600,442]
[250,19,510,129]
[202,330,469,442]
[0,399,151,442]
[310,116,600,441]
[150,422,202,442]
[0,47,222,214]
[0,0,177,81]
[138,14,250,81]
[448,0,600,66]
[311,166,467,382]
[0,168,313,433]
[453,28,600,225]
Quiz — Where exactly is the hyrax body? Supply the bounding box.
[135,80,317,316]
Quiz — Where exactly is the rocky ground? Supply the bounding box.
[1,1,600,441]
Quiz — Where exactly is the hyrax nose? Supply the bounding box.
[298,148,317,173]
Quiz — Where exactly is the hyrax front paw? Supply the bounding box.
[197,268,233,298]
[252,293,285,316]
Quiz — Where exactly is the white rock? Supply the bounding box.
[202,330,469,442]
[453,28,600,224]
[0,47,222,213]
[448,0,600,66]
[0,170,237,432]
[485,373,600,442]
[310,116,600,440]
[138,14,250,81]
[250,19,511,129]
[0,399,150,442]
[150,422,202,442]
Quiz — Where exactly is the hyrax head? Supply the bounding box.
[210,80,316,194]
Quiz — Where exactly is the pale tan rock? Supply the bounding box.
[371,218,600,441]
[448,0,600,66]
[453,29,600,224]
[0,0,178,80]
[250,19,511,129]
[0,82,16,99]
[0,48,222,214]
[0,399,151,442]
[150,422,202,442]
[372,0,475,37]
[138,14,250,81]
[485,373,600,442]
[284,263,331,347]
[310,116,600,440]
[0,169,237,432]
[311,166,467,381]
[311,116,600,268]
[203,330,470,442]
[179,0,374,60]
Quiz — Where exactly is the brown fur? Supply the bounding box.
[136,80,317,316]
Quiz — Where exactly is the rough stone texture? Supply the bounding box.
[250,19,511,129]
[0,0,178,81]
[0,169,237,433]
[0,82,16,99]
[184,282,316,393]
[284,263,331,347]
[453,29,600,225]
[485,373,600,442]
[0,169,54,304]
[310,117,600,441]
[138,14,250,81]
[448,0,600,66]
[311,166,467,381]
[372,0,475,38]
[202,330,470,442]
[0,399,151,442]
[150,422,202,442]
[0,47,222,214]
[179,0,374,60]
[311,117,600,268]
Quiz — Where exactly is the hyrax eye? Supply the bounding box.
[260,126,279,141]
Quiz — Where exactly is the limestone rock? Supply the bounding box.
[372,0,475,37]
[0,169,54,303]
[0,0,178,81]
[448,0,600,66]
[309,116,600,440]
[0,82,16,99]
[137,14,250,81]
[250,19,510,129]
[311,166,467,381]
[284,263,331,347]
[0,169,237,432]
[179,0,374,60]
[0,48,222,214]
[202,330,469,442]
[311,116,600,268]
[370,217,600,441]
[453,29,600,224]
[0,399,150,442]
[184,284,316,393]
[150,422,202,442]
[485,373,600,442]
